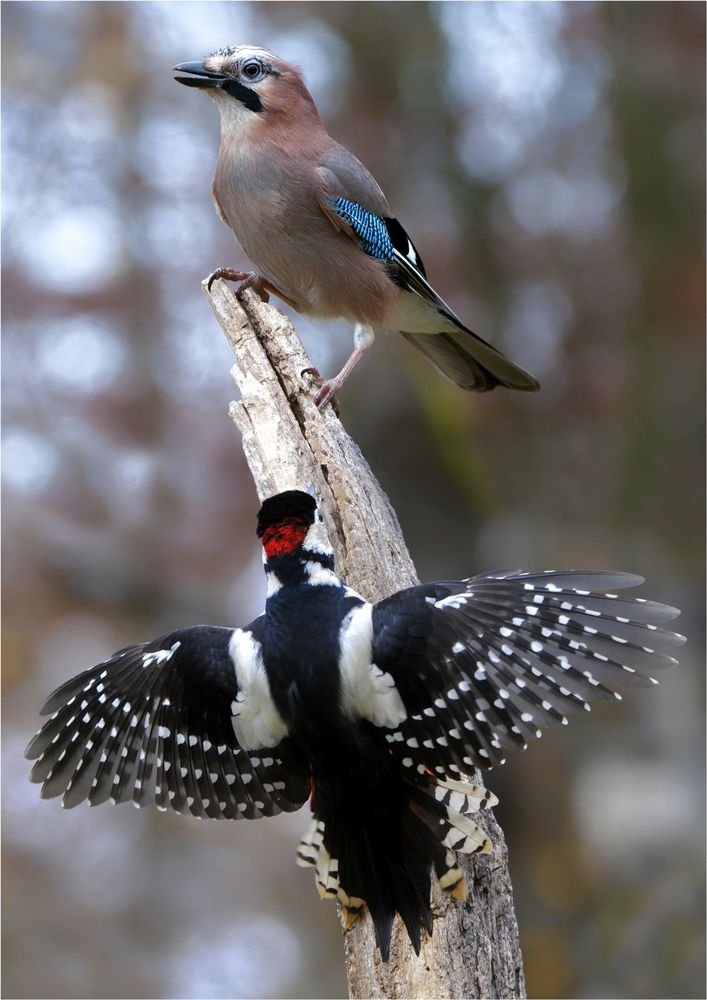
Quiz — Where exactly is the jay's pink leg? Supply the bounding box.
[206,268,298,310]
[310,323,375,410]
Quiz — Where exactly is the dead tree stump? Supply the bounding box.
[204,279,526,1000]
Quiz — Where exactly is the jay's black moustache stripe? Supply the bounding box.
[221,78,262,113]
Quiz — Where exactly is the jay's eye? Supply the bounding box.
[242,61,263,81]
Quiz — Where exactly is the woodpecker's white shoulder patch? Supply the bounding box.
[229,628,288,750]
[339,604,407,728]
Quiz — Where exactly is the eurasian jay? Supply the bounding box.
[174,45,540,407]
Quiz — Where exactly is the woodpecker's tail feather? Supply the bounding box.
[296,774,496,957]
[297,805,433,958]
[400,328,540,393]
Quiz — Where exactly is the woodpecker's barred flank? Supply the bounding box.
[26,490,684,959]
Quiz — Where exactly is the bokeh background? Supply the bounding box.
[2,2,704,998]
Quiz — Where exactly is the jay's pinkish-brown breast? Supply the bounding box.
[212,148,399,326]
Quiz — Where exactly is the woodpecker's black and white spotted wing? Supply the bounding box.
[25,623,310,819]
[370,571,684,777]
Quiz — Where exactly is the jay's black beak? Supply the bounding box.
[173,62,225,89]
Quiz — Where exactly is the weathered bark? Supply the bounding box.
[204,278,526,1000]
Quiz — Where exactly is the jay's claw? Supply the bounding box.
[206,268,270,301]
[302,368,341,416]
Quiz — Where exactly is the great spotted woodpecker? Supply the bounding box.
[26,490,684,958]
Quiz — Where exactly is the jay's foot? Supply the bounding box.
[305,327,372,412]
[303,368,341,416]
[206,268,270,301]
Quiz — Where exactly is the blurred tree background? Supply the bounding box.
[2,2,704,998]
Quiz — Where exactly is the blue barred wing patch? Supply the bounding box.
[328,197,395,262]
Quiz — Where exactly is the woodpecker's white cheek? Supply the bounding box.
[229,628,288,750]
[339,604,407,728]
[302,521,334,557]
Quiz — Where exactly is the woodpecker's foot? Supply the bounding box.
[302,368,341,416]
[206,267,270,302]
[338,890,365,929]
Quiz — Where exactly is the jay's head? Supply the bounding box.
[173,45,318,129]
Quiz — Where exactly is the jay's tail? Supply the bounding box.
[400,327,540,392]
[297,770,496,959]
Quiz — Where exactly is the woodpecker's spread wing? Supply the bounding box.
[25,623,310,819]
[370,571,684,776]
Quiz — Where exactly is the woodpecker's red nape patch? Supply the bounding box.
[262,517,309,558]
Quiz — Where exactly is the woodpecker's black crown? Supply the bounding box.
[256,490,316,537]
